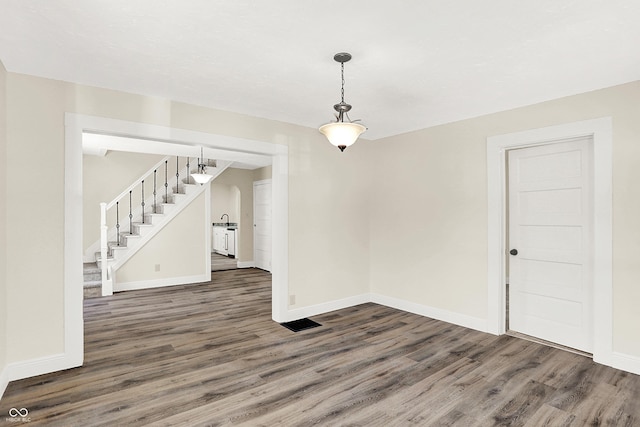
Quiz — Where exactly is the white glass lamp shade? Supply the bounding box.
[319,122,366,151]
[191,173,212,184]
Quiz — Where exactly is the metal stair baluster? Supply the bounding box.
[164,160,168,203]
[116,202,120,246]
[153,170,157,213]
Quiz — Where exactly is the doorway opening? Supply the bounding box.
[65,113,289,371]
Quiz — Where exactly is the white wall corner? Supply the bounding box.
[0,364,9,400]
[64,112,85,374]
[284,293,370,323]
[284,292,488,334]
[370,293,489,334]
[271,149,289,323]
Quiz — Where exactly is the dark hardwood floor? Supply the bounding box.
[2,268,639,426]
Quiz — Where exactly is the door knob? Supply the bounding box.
[510,249,518,256]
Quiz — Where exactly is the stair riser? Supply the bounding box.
[96,260,109,269]
[156,204,174,215]
[143,214,161,223]
[132,225,154,236]
[164,194,186,204]
[117,233,141,247]
[110,249,128,260]
[172,185,197,194]
[84,272,102,282]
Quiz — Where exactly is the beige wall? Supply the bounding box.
[6,74,66,360]
[253,165,272,182]
[211,182,239,223]
[212,168,256,263]
[3,72,371,364]
[117,192,208,284]
[83,151,165,252]
[7,66,637,373]
[0,60,8,377]
[369,81,640,357]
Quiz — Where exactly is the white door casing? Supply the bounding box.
[254,179,272,272]
[56,114,290,386]
[486,117,617,371]
[508,138,592,352]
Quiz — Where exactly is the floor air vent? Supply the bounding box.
[280,318,321,332]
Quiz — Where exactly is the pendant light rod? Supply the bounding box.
[334,52,353,121]
[319,52,366,152]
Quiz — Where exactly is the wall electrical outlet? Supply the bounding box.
[289,295,296,305]
[155,264,160,272]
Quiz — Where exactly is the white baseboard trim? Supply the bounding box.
[114,274,210,292]
[607,351,640,376]
[0,364,9,401]
[237,261,255,269]
[283,293,488,333]
[370,293,489,333]
[284,293,370,323]
[6,352,80,383]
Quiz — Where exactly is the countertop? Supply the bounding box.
[213,223,238,229]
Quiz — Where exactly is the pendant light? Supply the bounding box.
[191,147,213,184]
[319,52,367,152]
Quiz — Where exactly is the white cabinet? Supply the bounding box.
[213,226,226,255]
[226,230,236,257]
[213,226,236,257]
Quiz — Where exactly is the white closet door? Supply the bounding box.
[508,138,592,352]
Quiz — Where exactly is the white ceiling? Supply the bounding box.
[1,1,639,140]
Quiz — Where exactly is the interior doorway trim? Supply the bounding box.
[65,113,289,368]
[486,117,612,366]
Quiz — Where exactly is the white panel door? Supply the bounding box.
[253,180,272,272]
[508,138,592,352]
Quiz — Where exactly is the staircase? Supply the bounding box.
[88,155,230,296]
[83,262,102,298]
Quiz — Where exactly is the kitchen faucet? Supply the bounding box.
[221,213,229,225]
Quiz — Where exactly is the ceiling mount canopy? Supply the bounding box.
[319,52,367,152]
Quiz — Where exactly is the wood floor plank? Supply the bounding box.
[522,404,576,427]
[2,268,639,426]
